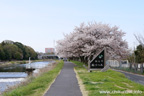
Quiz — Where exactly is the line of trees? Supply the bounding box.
[134,34,144,63]
[135,45,144,63]
[127,35,144,73]
[0,40,37,61]
[56,22,129,63]
[134,45,144,73]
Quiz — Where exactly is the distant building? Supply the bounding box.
[45,48,55,54]
[108,60,129,68]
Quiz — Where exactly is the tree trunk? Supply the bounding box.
[134,63,138,72]
[79,56,85,63]
[129,63,132,70]
[140,64,144,74]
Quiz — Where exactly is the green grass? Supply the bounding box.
[2,60,64,96]
[72,61,144,96]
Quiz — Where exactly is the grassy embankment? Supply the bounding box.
[72,61,144,96]
[2,60,64,96]
[0,60,45,66]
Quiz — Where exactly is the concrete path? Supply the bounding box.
[44,61,82,96]
[113,69,144,85]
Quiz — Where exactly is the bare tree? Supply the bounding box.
[134,34,144,47]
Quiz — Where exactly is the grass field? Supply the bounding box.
[72,61,144,96]
[2,60,64,96]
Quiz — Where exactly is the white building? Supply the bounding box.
[108,60,129,68]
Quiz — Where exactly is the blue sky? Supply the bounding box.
[0,0,144,52]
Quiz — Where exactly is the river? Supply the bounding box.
[0,61,54,94]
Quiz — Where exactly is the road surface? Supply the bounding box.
[44,61,82,96]
[114,69,144,85]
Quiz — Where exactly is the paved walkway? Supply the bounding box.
[44,61,82,96]
[113,69,144,85]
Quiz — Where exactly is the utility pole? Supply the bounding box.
[134,42,136,64]
[134,42,137,72]
[53,40,55,48]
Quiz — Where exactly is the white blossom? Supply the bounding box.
[56,22,128,62]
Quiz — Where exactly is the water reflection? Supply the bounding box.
[0,61,53,94]
[0,61,52,72]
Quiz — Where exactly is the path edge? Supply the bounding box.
[43,70,62,96]
[74,68,88,96]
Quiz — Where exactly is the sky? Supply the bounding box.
[0,0,144,52]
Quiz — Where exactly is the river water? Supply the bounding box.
[0,61,53,94]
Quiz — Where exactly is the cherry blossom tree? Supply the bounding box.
[56,22,128,63]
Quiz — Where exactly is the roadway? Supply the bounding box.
[113,69,144,85]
